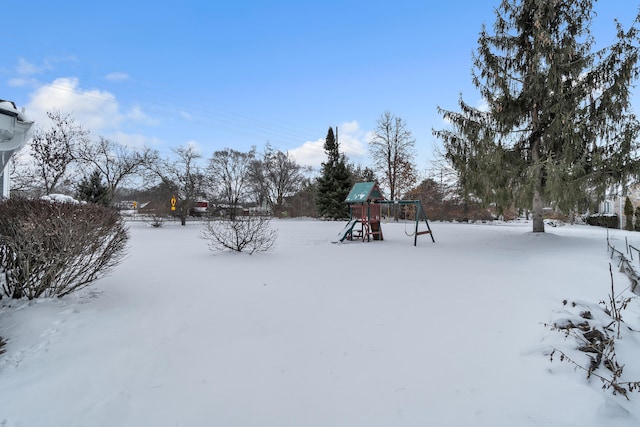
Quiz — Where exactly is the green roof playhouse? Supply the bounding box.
[336,182,435,246]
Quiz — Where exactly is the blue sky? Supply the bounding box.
[1,0,637,177]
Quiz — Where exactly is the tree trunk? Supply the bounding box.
[531,134,545,233]
[530,92,545,233]
[532,183,545,232]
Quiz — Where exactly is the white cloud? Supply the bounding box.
[8,77,32,88]
[16,57,42,76]
[8,58,44,88]
[126,104,158,125]
[340,120,360,134]
[14,56,76,81]
[336,121,367,157]
[21,75,167,155]
[289,121,370,169]
[288,138,325,168]
[105,72,129,82]
[27,77,124,131]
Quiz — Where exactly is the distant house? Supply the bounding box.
[598,184,640,229]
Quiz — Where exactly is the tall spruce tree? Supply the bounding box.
[316,127,352,219]
[434,0,640,232]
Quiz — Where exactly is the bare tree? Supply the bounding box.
[148,144,204,225]
[76,136,158,201]
[369,111,418,202]
[30,111,90,195]
[261,145,306,217]
[207,148,256,219]
[247,157,268,209]
[8,151,39,197]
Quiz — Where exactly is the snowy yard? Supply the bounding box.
[2,218,640,426]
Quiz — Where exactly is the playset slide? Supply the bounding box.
[333,219,358,243]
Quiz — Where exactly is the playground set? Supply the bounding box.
[336,182,435,246]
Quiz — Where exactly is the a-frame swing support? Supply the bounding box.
[377,200,435,246]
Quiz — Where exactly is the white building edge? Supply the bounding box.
[0,99,34,198]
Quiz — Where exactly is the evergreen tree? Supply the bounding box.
[348,163,377,185]
[434,0,640,233]
[635,205,640,232]
[316,127,352,219]
[624,196,634,230]
[77,169,111,206]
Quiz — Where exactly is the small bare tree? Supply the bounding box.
[201,216,277,254]
[0,198,128,299]
[30,111,90,195]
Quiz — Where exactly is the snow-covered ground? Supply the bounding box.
[2,218,640,426]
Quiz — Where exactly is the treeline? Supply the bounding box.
[10,109,505,222]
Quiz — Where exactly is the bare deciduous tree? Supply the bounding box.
[76,136,158,201]
[148,144,205,225]
[247,157,268,209]
[260,145,306,217]
[8,151,38,197]
[30,111,90,195]
[207,148,256,219]
[369,111,418,205]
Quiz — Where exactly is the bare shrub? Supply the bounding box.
[146,214,165,228]
[0,199,129,299]
[547,266,640,399]
[201,215,277,254]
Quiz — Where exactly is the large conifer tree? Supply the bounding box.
[316,127,352,219]
[434,0,640,232]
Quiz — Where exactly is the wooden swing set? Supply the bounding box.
[338,182,435,246]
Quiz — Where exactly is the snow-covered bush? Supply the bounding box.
[0,198,128,299]
[146,214,165,228]
[201,216,277,254]
[547,266,640,398]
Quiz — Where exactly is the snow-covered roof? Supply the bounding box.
[344,181,385,203]
[0,99,35,177]
[0,99,32,124]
